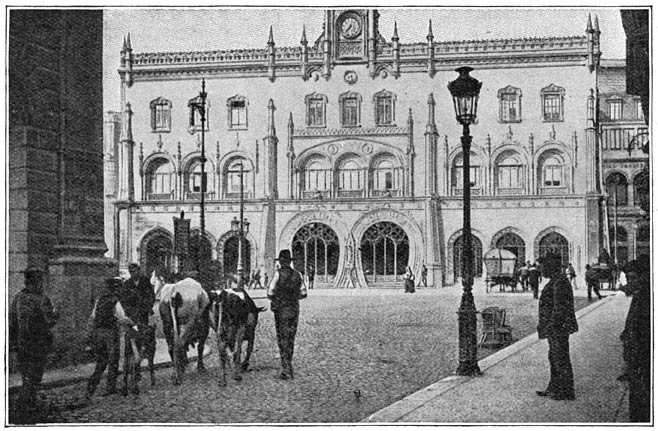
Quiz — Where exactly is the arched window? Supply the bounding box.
[498,86,522,123]
[186,158,214,198]
[302,157,331,198]
[337,158,364,197]
[495,232,526,269]
[453,234,483,278]
[185,232,213,275]
[146,158,174,200]
[361,222,410,283]
[538,232,569,268]
[150,97,172,132]
[538,150,567,193]
[371,156,403,197]
[225,158,251,199]
[495,152,524,193]
[606,173,628,206]
[452,152,481,194]
[140,231,174,276]
[292,223,340,283]
[634,171,649,209]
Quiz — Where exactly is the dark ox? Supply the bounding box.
[209,287,266,386]
[153,275,210,385]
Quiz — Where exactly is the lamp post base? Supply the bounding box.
[456,291,482,377]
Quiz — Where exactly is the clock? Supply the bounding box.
[340,15,362,39]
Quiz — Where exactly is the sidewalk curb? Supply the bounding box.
[8,346,214,393]
[362,293,621,423]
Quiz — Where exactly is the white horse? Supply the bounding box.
[151,272,210,385]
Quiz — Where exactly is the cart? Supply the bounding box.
[591,263,615,290]
[484,248,518,293]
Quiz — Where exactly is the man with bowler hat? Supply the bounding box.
[267,250,307,380]
[9,266,60,415]
[536,253,578,400]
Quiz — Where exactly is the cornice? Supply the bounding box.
[129,35,589,81]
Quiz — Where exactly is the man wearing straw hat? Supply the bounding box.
[267,250,307,380]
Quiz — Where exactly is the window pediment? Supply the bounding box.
[540,84,565,95]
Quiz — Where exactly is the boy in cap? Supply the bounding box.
[9,266,60,415]
[86,277,134,399]
[267,250,307,380]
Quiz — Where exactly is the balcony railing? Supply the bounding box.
[452,187,482,196]
[336,189,364,198]
[496,187,524,196]
[539,187,568,195]
[147,192,175,201]
[224,191,253,199]
[372,189,400,197]
[185,191,216,200]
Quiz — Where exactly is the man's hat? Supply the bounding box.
[24,266,46,276]
[537,253,561,266]
[274,250,292,262]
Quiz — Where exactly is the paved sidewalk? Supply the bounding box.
[364,291,633,423]
[9,338,212,391]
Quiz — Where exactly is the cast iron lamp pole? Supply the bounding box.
[230,163,249,288]
[191,79,208,274]
[448,66,483,376]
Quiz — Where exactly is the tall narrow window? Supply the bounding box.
[452,152,481,190]
[496,153,524,191]
[337,158,363,195]
[374,90,396,126]
[542,156,563,187]
[305,93,328,127]
[150,97,172,132]
[635,99,644,120]
[541,84,565,122]
[227,95,248,129]
[339,91,362,127]
[498,86,522,123]
[188,96,209,131]
[608,99,623,121]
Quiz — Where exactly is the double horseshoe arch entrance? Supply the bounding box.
[280,209,423,288]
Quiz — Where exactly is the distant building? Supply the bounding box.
[105,9,608,287]
[9,10,115,365]
[598,59,650,266]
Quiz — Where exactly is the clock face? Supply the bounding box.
[340,16,361,39]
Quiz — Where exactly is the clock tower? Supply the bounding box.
[326,10,380,63]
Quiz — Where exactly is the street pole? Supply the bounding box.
[198,78,207,275]
[237,162,244,288]
[456,123,481,376]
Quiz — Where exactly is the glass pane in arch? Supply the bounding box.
[143,234,173,276]
[292,223,339,283]
[223,236,252,282]
[360,222,409,283]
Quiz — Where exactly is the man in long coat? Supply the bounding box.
[536,253,578,401]
[9,266,60,415]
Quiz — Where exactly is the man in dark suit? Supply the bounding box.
[536,253,578,401]
[121,263,155,325]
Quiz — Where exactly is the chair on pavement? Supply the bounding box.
[479,307,512,348]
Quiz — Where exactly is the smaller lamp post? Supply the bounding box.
[448,66,483,376]
[230,162,250,287]
[189,79,208,275]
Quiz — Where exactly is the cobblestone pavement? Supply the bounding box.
[12,286,591,424]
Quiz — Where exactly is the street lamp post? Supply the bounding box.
[448,66,483,376]
[230,162,250,288]
[191,79,208,274]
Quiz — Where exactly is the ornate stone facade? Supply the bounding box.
[106,9,612,288]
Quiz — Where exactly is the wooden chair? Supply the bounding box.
[479,307,513,348]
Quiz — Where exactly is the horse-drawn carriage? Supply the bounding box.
[484,248,519,293]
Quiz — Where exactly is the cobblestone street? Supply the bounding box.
[14,285,591,424]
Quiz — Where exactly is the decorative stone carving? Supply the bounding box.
[344,70,358,85]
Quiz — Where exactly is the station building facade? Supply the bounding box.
[598,59,650,266]
[105,9,608,287]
